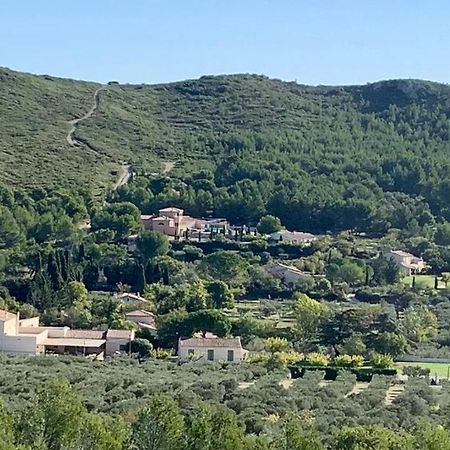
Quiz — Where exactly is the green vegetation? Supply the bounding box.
[0,355,449,449]
[6,67,450,447]
[3,68,450,236]
[396,361,450,378]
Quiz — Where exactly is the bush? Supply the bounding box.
[370,352,394,368]
[402,365,431,377]
[335,354,364,368]
[305,352,330,367]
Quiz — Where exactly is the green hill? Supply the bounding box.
[2,68,450,229]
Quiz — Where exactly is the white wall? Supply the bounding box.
[0,334,39,355]
[19,317,40,328]
[178,346,244,363]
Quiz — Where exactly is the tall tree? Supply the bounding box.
[130,394,185,450]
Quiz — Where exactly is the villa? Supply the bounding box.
[269,229,317,244]
[265,262,314,287]
[141,207,229,238]
[178,332,247,363]
[0,309,134,358]
[385,250,426,276]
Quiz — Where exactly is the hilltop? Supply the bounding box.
[1,68,450,211]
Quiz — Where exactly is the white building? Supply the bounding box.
[265,263,313,287]
[125,310,157,335]
[178,334,247,363]
[0,309,134,358]
[269,230,317,244]
[386,250,426,276]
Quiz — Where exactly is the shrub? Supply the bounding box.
[402,365,431,377]
[151,348,173,359]
[335,354,364,368]
[305,352,330,367]
[265,337,289,353]
[370,352,394,368]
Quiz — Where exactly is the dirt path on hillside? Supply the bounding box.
[112,164,132,190]
[162,161,175,173]
[66,86,106,149]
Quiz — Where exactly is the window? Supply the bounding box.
[188,349,194,356]
[227,350,234,362]
[119,344,127,351]
[207,349,214,361]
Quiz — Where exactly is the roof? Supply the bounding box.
[390,250,415,258]
[159,207,183,213]
[43,338,105,348]
[106,329,134,339]
[271,230,316,240]
[140,214,154,220]
[125,310,154,318]
[66,330,106,339]
[0,309,16,322]
[152,216,173,222]
[265,263,310,277]
[179,336,242,349]
[119,292,146,299]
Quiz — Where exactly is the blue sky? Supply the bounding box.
[1,1,449,85]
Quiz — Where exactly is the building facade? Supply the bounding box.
[0,309,134,358]
[141,207,229,238]
[269,230,317,244]
[178,334,247,363]
[386,250,426,276]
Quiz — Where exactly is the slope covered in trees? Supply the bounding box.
[2,67,450,231]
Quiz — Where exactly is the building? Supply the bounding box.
[269,230,317,244]
[0,309,134,358]
[265,263,314,286]
[117,292,148,303]
[141,207,229,238]
[125,310,157,335]
[178,333,247,363]
[386,250,426,276]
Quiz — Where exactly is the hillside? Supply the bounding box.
[2,68,450,227]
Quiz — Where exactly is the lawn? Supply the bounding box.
[395,361,450,379]
[401,275,447,289]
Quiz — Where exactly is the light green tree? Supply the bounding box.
[400,305,438,343]
[293,294,329,343]
[130,394,185,450]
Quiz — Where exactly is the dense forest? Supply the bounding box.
[3,68,450,232]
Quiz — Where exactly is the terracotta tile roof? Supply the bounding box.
[106,329,134,339]
[179,336,242,349]
[66,329,106,339]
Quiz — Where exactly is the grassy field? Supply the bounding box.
[401,275,447,289]
[396,361,450,378]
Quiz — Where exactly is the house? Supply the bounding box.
[117,292,147,303]
[125,310,157,335]
[265,263,313,286]
[178,333,247,363]
[0,309,134,358]
[269,230,317,244]
[141,207,229,238]
[385,250,426,276]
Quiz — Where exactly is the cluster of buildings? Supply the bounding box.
[141,207,228,239]
[0,309,134,359]
[0,308,246,363]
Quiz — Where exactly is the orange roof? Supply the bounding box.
[179,336,242,348]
